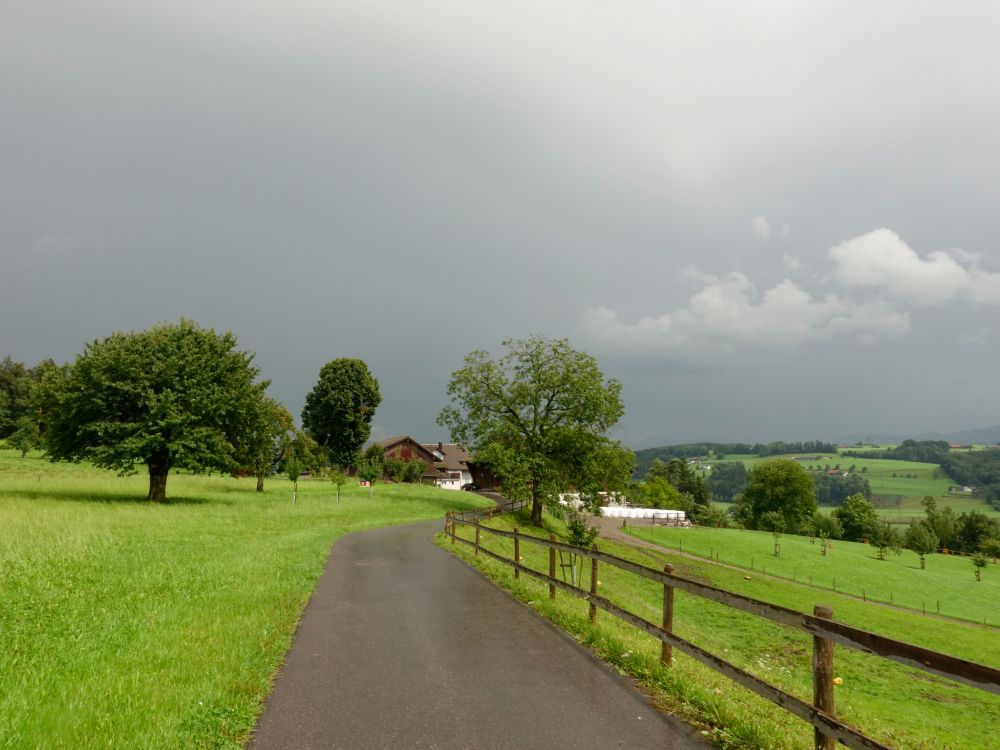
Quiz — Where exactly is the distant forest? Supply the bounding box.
[633,441,837,478]
[633,438,1000,511]
[841,439,951,463]
[942,449,1000,509]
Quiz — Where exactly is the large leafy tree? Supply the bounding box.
[740,459,817,531]
[301,359,381,469]
[438,336,630,526]
[40,320,268,502]
[833,492,880,542]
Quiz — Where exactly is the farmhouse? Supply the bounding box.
[379,435,490,490]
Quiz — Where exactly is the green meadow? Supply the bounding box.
[718,452,1000,519]
[0,449,490,749]
[444,512,1000,750]
[627,525,1000,626]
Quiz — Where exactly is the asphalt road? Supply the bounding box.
[249,518,711,749]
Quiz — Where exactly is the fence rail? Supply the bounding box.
[445,512,1000,750]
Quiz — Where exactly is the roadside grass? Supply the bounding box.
[626,525,1000,626]
[439,512,1000,750]
[0,449,490,749]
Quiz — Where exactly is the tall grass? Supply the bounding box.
[0,450,490,749]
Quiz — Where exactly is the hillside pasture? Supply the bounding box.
[0,449,491,749]
[627,524,1000,626]
[446,511,1000,750]
[720,452,1000,517]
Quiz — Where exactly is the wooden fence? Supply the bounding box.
[444,512,1000,750]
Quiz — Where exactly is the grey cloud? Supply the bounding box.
[3,2,1000,445]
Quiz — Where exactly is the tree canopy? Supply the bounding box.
[833,493,880,542]
[39,320,268,501]
[738,459,817,531]
[301,358,381,469]
[438,336,631,525]
[238,396,295,492]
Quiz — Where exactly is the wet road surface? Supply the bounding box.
[249,519,711,749]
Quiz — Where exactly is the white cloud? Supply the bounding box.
[580,272,909,362]
[750,216,771,240]
[782,254,802,273]
[829,229,1000,306]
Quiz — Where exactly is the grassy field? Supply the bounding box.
[442,512,1000,750]
[0,449,490,749]
[713,453,1000,519]
[626,525,1000,626]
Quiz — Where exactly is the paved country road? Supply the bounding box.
[249,519,712,749]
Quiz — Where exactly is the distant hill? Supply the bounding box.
[914,425,1000,445]
[835,425,1000,446]
[834,432,903,445]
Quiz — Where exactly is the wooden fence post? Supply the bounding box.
[589,545,599,624]
[449,512,455,544]
[475,518,481,556]
[812,605,835,750]
[661,563,675,666]
[549,534,556,599]
[514,528,520,579]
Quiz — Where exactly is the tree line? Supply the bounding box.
[633,440,838,477]
[6,327,637,525]
[1,320,386,501]
[841,439,952,463]
[940,449,1000,510]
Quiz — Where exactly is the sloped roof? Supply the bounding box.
[422,442,471,472]
[379,436,438,463]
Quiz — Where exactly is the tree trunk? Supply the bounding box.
[531,486,542,526]
[256,474,265,492]
[147,456,170,502]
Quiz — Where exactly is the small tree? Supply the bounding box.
[384,457,406,483]
[286,458,302,503]
[561,507,599,586]
[356,444,384,496]
[904,522,938,569]
[329,468,347,503]
[403,458,427,484]
[8,416,40,458]
[869,519,903,560]
[973,554,988,581]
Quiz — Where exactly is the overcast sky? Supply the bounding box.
[3,1,1000,447]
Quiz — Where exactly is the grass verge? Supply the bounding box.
[0,449,491,749]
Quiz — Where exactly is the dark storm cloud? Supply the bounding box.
[3,1,1000,447]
